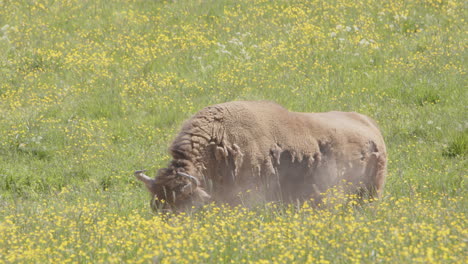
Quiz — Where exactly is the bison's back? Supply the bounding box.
[217,101,385,162]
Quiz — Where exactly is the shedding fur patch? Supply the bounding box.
[230,144,244,178]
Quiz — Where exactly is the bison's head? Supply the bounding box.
[134,170,211,212]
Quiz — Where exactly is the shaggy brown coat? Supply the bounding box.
[136,101,387,211]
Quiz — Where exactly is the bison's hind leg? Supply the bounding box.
[364,152,387,199]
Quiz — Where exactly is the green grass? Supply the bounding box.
[0,0,466,263]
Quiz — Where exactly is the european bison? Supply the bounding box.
[135,101,387,212]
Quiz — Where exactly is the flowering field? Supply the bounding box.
[0,0,466,263]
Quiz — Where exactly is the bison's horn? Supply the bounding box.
[176,172,199,188]
[134,170,155,189]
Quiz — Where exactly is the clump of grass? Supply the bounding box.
[415,90,441,106]
[443,131,467,158]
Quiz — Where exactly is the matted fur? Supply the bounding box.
[139,101,387,211]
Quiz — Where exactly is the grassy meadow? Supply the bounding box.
[0,0,466,263]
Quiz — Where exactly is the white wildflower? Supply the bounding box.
[359,39,370,46]
[1,24,9,32]
[228,38,243,46]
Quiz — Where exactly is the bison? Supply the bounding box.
[135,101,387,212]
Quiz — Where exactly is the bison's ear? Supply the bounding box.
[182,184,211,201]
[134,170,156,190]
[196,188,211,201]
